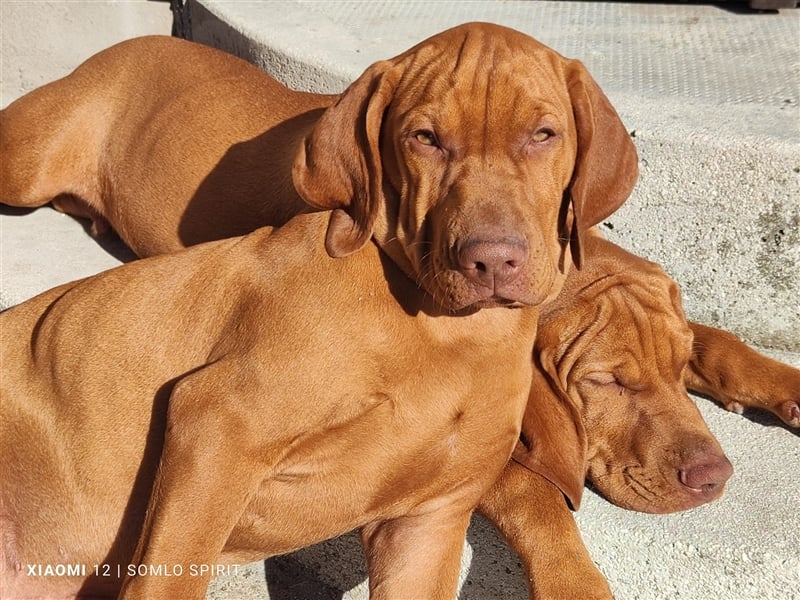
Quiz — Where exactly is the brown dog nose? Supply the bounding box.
[678,454,733,497]
[457,238,528,290]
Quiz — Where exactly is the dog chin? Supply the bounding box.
[436,289,534,312]
[471,297,528,310]
[432,285,542,312]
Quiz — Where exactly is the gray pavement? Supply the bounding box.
[1,2,798,599]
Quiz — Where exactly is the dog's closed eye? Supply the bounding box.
[583,372,641,396]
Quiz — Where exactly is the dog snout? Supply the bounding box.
[456,236,528,294]
[677,452,733,499]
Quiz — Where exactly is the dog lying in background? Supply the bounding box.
[480,231,800,599]
[0,23,639,600]
[2,29,798,600]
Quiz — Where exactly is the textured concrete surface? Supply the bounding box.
[1,2,798,600]
[0,0,171,103]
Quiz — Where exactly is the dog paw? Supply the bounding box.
[724,401,745,416]
[777,400,800,428]
[723,398,799,428]
[88,216,111,238]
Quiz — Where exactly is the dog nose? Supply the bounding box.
[457,238,528,289]
[678,453,733,497]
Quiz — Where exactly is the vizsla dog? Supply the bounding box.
[0,23,639,600]
[479,232,800,599]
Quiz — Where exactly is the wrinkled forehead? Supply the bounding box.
[581,284,694,376]
[389,24,573,134]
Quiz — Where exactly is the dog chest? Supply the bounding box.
[219,312,535,559]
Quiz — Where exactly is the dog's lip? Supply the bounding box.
[421,256,541,309]
[590,466,726,513]
[462,277,539,307]
[678,471,708,494]
[678,478,726,496]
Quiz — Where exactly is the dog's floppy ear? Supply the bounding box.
[293,60,399,258]
[566,59,638,267]
[512,346,588,510]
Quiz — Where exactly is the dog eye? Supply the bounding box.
[531,128,554,143]
[584,372,616,386]
[413,130,438,147]
[584,372,630,396]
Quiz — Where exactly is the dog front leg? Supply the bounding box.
[361,508,472,600]
[478,461,613,600]
[686,322,800,427]
[118,369,269,600]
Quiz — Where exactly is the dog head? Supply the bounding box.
[513,234,732,512]
[293,22,638,311]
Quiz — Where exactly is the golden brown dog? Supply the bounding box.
[0,23,638,599]
[479,233,799,599]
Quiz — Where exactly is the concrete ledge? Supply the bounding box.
[187,0,800,353]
